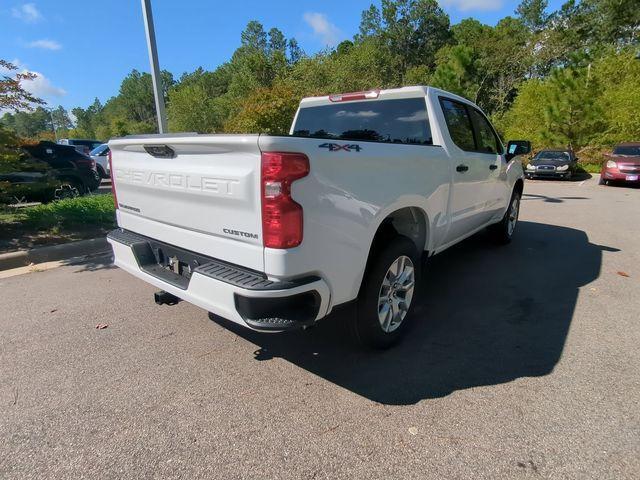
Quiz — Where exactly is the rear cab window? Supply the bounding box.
[292,97,433,146]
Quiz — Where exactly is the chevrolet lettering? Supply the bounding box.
[114,168,240,196]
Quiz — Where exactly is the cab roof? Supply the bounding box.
[298,86,473,109]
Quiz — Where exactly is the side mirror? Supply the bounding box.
[506,140,532,161]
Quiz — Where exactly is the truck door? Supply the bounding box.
[468,107,505,219]
[439,98,494,243]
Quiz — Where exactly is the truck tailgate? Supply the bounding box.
[109,134,264,271]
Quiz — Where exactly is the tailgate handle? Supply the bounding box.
[144,145,175,158]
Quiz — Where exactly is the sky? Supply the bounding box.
[0,0,565,113]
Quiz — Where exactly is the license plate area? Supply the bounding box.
[130,239,214,290]
[626,175,639,181]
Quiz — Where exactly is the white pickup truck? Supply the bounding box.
[107,86,530,348]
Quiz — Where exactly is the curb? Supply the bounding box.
[0,237,110,271]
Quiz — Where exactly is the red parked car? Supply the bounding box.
[600,143,640,186]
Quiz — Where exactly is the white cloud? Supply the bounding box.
[439,0,504,12]
[25,70,66,97]
[397,110,428,122]
[335,110,380,118]
[303,12,342,47]
[27,39,62,51]
[11,3,43,23]
[0,59,66,103]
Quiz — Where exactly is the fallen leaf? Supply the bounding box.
[408,427,418,435]
[617,271,630,278]
[95,323,109,329]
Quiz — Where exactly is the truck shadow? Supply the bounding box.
[211,221,613,405]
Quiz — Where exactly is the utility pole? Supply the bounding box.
[141,0,168,134]
[48,108,58,141]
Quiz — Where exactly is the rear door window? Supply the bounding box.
[440,98,475,151]
[292,97,433,145]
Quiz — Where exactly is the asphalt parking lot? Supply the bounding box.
[1,176,639,479]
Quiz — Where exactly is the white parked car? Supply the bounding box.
[107,86,529,348]
[89,144,111,179]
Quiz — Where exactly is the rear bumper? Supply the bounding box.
[107,229,330,331]
[602,169,640,183]
[525,170,571,179]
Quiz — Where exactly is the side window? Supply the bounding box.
[470,108,500,154]
[440,98,475,151]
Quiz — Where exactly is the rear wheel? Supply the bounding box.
[352,237,420,349]
[489,188,521,244]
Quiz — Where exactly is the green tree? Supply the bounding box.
[72,98,104,138]
[288,38,304,64]
[51,105,73,136]
[0,59,45,112]
[516,0,549,32]
[0,106,52,138]
[357,0,451,81]
[500,62,604,150]
[267,28,287,55]
[117,69,174,125]
[592,49,640,144]
[168,83,227,133]
[241,20,267,52]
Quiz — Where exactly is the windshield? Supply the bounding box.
[613,146,640,156]
[292,97,433,145]
[90,144,108,156]
[535,151,570,161]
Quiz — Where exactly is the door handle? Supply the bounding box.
[456,164,469,172]
[489,164,498,170]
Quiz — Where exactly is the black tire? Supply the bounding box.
[351,236,420,349]
[70,178,88,195]
[96,165,107,179]
[489,188,521,244]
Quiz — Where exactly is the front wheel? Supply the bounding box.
[489,189,521,244]
[352,237,420,349]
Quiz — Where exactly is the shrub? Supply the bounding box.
[22,194,116,231]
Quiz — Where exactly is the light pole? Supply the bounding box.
[48,108,58,141]
[141,0,168,134]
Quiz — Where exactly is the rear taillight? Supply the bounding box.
[261,152,309,249]
[108,150,118,209]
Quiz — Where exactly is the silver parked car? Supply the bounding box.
[89,143,111,179]
[58,138,103,156]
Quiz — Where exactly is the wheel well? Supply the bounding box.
[514,178,524,196]
[367,207,428,263]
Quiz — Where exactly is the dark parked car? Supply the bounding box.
[0,142,100,203]
[525,149,578,180]
[25,142,101,192]
[600,142,640,186]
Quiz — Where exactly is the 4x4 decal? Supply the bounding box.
[319,143,362,152]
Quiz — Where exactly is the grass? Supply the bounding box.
[21,194,116,230]
[0,194,116,252]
